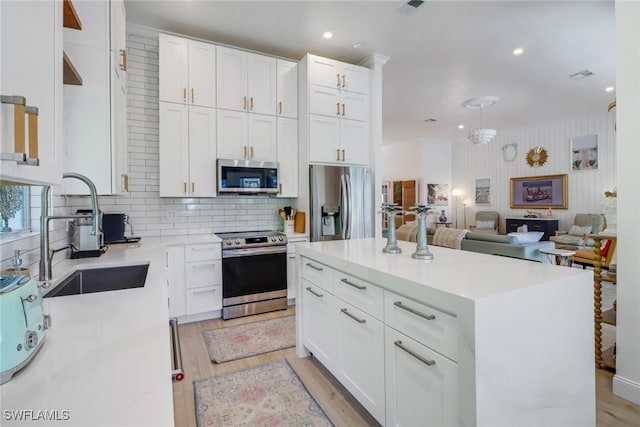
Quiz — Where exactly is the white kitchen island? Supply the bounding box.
[295,238,595,427]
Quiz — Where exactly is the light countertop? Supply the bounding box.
[0,234,220,426]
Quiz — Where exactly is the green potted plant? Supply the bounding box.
[0,185,24,232]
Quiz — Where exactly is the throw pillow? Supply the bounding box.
[600,239,612,258]
[568,225,592,236]
[476,220,495,229]
[507,231,544,243]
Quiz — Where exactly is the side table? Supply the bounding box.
[539,248,576,266]
[435,222,453,228]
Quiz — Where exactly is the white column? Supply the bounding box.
[613,0,640,405]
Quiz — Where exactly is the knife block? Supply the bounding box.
[294,212,305,233]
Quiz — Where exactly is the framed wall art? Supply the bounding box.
[571,134,598,171]
[427,183,448,206]
[510,174,568,209]
[475,178,491,204]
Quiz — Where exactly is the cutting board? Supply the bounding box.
[294,211,305,233]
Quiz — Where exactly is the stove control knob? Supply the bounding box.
[225,240,232,245]
[235,239,240,245]
[24,330,38,350]
[269,237,275,242]
[278,236,284,241]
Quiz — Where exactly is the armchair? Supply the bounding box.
[469,210,499,234]
[550,214,606,248]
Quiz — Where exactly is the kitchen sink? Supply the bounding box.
[45,264,149,298]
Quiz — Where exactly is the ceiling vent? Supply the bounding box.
[423,118,437,122]
[569,69,595,80]
[398,0,425,15]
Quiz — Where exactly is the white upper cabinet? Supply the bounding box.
[277,60,298,118]
[62,0,129,195]
[159,34,215,108]
[276,117,298,197]
[248,114,277,161]
[216,109,276,162]
[309,86,368,122]
[216,46,276,116]
[307,54,370,94]
[0,0,63,185]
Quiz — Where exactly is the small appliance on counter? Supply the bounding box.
[102,213,141,244]
[0,274,51,384]
[69,209,106,258]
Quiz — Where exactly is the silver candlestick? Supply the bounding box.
[411,204,434,260]
[381,203,403,254]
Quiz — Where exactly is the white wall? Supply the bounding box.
[452,111,616,231]
[613,0,640,405]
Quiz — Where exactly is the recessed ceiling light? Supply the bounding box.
[458,124,465,129]
[513,48,524,55]
[323,32,333,39]
[605,86,615,92]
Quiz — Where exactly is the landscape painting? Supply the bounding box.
[427,184,449,206]
[475,178,491,204]
[510,174,568,209]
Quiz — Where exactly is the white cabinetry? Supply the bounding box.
[276,59,297,118]
[62,0,128,194]
[216,109,276,161]
[167,243,222,319]
[286,235,307,301]
[159,103,216,197]
[300,258,385,424]
[300,53,370,166]
[159,34,215,108]
[277,117,298,197]
[216,46,276,115]
[0,0,62,185]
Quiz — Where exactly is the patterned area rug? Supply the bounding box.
[202,315,295,363]
[194,359,333,427]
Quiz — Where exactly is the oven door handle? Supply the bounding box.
[222,246,287,258]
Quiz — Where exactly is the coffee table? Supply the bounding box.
[540,248,576,266]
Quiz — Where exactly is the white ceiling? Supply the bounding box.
[125,0,616,145]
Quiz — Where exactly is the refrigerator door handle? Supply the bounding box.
[341,174,350,239]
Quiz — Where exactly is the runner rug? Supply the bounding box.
[202,315,295,363]
[194,359,333,427]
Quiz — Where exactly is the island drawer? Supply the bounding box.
[185,243,221,262]
[333,272,383,320]
[302,258,334,292]
[384,292,459,361]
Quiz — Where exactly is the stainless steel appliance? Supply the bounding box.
[216,230,288,320]
[102,213,141,244]
[217,159,279,194]
[309,165,374,242]
[0,275,51,384]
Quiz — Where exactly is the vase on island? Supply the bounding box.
[439,210,447,223]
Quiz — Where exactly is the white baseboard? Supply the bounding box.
[613,374,640,405]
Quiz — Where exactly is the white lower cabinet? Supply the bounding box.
[385,327,458,427]
[301,279,339,373]
[337,303,385,423]
[286,235,307,301]
[167,243,222,319]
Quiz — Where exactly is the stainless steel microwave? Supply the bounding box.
[217,159,279,194]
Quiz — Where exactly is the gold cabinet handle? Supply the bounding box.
[243,96,247,110]
[243,146,247,159]
[250,97,254,110]
[336,148,340,161]
[183,182,187,194]
[191,88,194,103]
[183,88,187,102]
[122,174,129,192]
[279,183,282,195]
[191,182,195,193]
[336,74,341,87]
[250,146,254,159]
[341,103,345,116]
[336,102,341,115]
[120,49,127,71]
[342,74,346,88]
[279,101,283,115]
[341,149,345,161]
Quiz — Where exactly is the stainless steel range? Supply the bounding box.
[216,230,288,320]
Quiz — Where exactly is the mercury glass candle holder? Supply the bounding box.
[381,203,403,254]
[411,204,434,260]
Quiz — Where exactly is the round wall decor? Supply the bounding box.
[502,143,518,162]
[526,147,548,167]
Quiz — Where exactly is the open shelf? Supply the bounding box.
[63,0,82,30]
[63,51,82,86]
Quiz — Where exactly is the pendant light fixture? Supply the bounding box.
[462,96,500,145]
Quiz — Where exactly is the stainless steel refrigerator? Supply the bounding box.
[309,165,374,242]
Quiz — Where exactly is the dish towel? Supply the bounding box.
[433,228,468,249]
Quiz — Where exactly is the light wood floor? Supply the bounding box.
[173,307,640,427]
